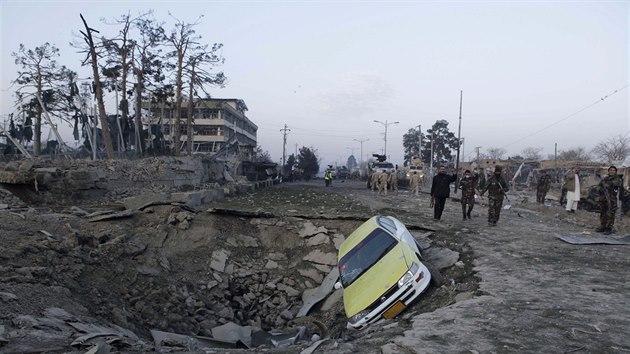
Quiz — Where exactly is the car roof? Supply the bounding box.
[338,216,381,258]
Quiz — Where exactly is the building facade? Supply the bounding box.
[146,98,257,154]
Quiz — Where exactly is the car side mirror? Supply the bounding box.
[334,281,342,290]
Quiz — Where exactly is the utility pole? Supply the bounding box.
[416,125,422,159]
[280,124,290,175]
[354,138,369,176]
[475,146,482,163]
[455,90,463,191]
[294,143,298,156]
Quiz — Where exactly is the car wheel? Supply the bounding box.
[424,261,444,287]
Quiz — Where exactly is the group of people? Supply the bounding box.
[430,165,510,226]
[370,169,399,194]
[537,166,624,235]
[431,164,625,234]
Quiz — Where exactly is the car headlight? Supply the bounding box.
[398,262,420,287]
[348,309,371,324]
[409,262,419,274]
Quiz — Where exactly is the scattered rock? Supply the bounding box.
[265,260,279,269]
[305,233,330,246]
[210,250,231,272]
[303,250,337,266]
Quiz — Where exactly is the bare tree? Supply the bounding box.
[592,135,630,163]
[486,147,507,160]
[521,146,544,160]
[101,12,140,151]
[184,44,226,155]
[165,15,203,156]
[556,147,592,162]
[79,14,114,159]
[131,13,165,154]
[12,43,77,155]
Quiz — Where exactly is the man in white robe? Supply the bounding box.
[565,167,580,212]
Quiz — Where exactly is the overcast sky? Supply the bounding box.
[1,1,628,167]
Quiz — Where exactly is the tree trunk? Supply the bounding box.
[186,65,195,155]
[173,50,184,156]
[135,71,144,155]
[34,77,42,156]
[81,14,114,160]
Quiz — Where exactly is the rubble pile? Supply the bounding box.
[0,156,252,207]
[0,194,356,351]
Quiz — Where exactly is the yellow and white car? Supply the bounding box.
[334,215,436,330]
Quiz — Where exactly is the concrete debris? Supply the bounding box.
[299,222,328,238]
[424,247,460,270]
[210,249,231,272]
[301,338,328,354]
[332,233,345,250]
[150,329,247,350]
[296,267,340,317]
[270,326,307,348]
[302,249,337,266]
[265,260,279,269]
[88,210,136,222]
[298,268,324,283]
[211,322,252,348]
[305,232,330,246]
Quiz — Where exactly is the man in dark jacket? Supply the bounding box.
[430,165,458,220]
[478,165,510,226]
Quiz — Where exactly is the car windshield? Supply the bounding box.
[338,228,398,287]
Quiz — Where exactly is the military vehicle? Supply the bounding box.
[366,154,395,189]
[399,157,425,188]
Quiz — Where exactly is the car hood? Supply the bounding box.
[342,243,412,317]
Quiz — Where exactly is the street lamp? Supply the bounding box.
[373,120,399,158]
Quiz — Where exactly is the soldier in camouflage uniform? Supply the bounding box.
[595,166,623,235]
[388,169,399,192]
[370,171,380,191]
[458,170,478,220]
[536,169,552,204]
[378,170,389,195]
[478,166,510,226]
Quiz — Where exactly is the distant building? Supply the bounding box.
[144,98,257,154]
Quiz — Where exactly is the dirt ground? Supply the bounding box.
[1,177,629,353]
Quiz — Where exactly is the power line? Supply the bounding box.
[501,83,629,150]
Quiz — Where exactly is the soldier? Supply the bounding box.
[595,166,623,235]
[536,169,552,204]
[370,170,380,191]
[389,169,398,192]
[409,171,421,196]
[478,165,510,226]
[378,169,388,195]
[459,170,478,220]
